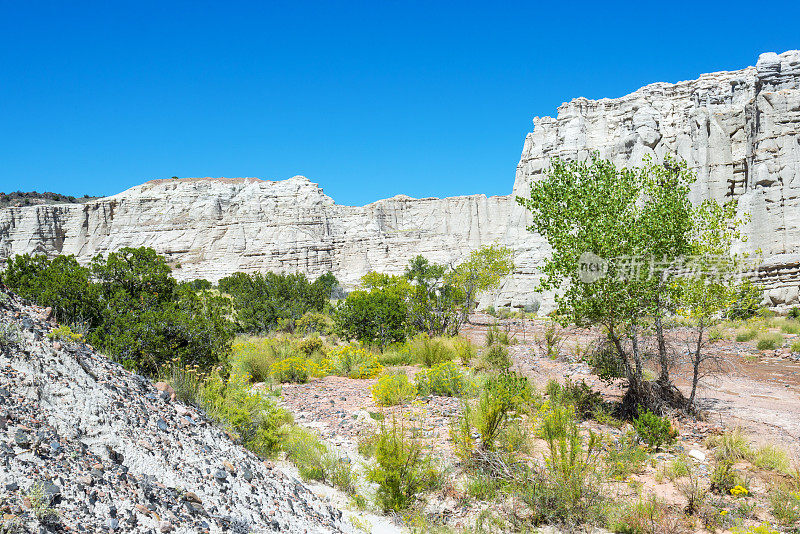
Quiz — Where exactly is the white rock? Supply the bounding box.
[688,449,706,462]
[2,50,799,310]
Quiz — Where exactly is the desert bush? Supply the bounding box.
[282,426,357,493]
[736,328,758,342]
[583,338,627,383]
[604,431,649,479]
[485,325,513,346]
[0,322,21,349]
[329,346,383,379]
[25,481,59,524]
[732,524,781,534]
[372,372,415,406]
[608,495,681,534]
[664,454,691,481]
[415,360,473,397]
[541,321,563,359]
[271,356,320,383]
[377,343,414,366]
[479,344,511,371]
[768,479,800,527]
[756,331,783,350]
[411,335,454,367]
[547,378,603,419]
[366,420,437,512]
[519,404,605,528]
[677,470,708,515]
[452,336,477,365]
[709,460,746,494]
[199,370,291,456]
[296,336,324,355]
[161,360,206,406]
[708,327,724,342]
[632,410,676,451]
[792,339,800,353]
[47,324,84,343]
[296,311,334,335]
[231,337,287,383]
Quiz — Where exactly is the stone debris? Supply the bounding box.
[0,292,353,533]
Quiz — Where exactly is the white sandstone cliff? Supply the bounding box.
[1,50,799,308]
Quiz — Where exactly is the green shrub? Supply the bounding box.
[0,322,21,349]
[708,327,724,342]
[282,426,357,493]
[485,325,514,346]
[47,324,84,343]
[366,421,436,512]
[480,344,511,370]
[548,379,603,419]
[372,373,415,406]
[768,480,800,526]
[792,339,800,353]
[604,431,649,479]
[732,524,782,534]
[735,327,758,342]
[411,335,454,367]
[199,370,291,456]
[468,372,533,450]
[415,361,473,397]
[710,460,742,494]
[271,357,319,383]
[541,321,563,359]
[329,346,383,379]
[664,454,691,481]
[632,410,676,451]
[296,336,324,355]
[608,495,676,534]
[296,311,334,335]
[790,307,800,319]
[756,332,783,350]
[520,405,604,528]
[452,336,476,366]
[232,337,286,383]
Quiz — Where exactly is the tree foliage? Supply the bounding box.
[517,154,696,412]
[447,244,514,323]
[2,247,234,376]
[218,271,337,333]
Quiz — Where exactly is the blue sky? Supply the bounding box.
[1,1,798,206]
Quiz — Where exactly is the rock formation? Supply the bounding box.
[1,50,799,308]
[0,291,352,532]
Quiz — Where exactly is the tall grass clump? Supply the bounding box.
[452,336,477,365]
[756,331,783,350]
[411,335,454,367]
[735,328,758,343]
[329,346,383,378]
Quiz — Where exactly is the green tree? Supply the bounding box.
[334,277,409,347]
[677,199,755,409]
[2,253,100,327]
[447,244,514,324]
[404,255,462,336]
[517,154,695,412]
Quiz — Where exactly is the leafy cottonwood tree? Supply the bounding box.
[447,244,515,324]
[334,273,410,347]
[677,199,755,409]
[517,154,695,412]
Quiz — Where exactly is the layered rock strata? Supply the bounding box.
[1,50,799,308]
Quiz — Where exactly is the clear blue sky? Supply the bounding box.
[1,1,798,206]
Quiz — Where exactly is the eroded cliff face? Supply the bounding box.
[514,50,800,307]
[1,50,799,308]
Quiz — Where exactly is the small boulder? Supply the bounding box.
[154,382,176,402]
[688,449,706,462]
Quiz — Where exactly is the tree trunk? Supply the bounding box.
[688,319,705,410]
[655,313,669,387]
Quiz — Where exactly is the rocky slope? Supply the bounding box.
[0,291,352,533]
[1,50,798,308]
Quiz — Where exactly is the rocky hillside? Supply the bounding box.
[0,50,798,310]
[0,291,352,533]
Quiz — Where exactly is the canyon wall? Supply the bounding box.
[1,50,799,308]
